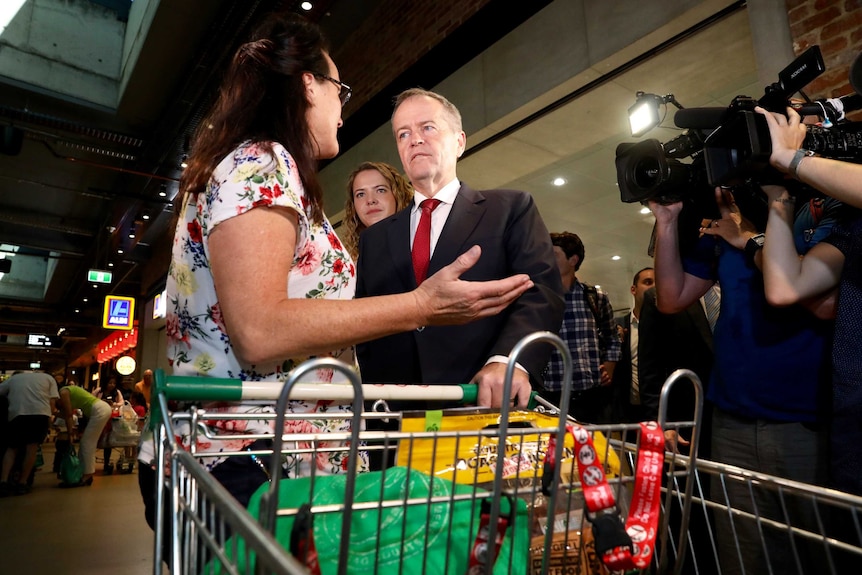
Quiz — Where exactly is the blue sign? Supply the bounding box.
[103,296,135,330]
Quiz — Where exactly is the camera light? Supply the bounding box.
[629,98,661,137]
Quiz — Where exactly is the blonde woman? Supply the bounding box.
[342,161,413,259]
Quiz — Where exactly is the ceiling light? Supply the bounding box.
[83,298,88,302]
[142,213,150,220]
[640,206,651,214]
[108,262,114,267]
[552,177,567,187]
[129,232,135,239]
[74,309,80,313]
[159,184,167,197]
[118,248,124,254]
[594,285,601,290]
[611,255,621,261]
[301,1,313,10]
[180,154,188,169]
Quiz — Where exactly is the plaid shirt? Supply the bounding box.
[542,279,621,392]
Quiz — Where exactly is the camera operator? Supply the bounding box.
[756,105,862,497]
[649,179,837,575]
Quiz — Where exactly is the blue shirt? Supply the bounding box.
[543,280,621,392]
[682,199,840,422]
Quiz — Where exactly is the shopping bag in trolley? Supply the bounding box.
[215,467,529,574]
[395,408,620,485]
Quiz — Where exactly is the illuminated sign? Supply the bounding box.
[153,289,167,319]
[88,269,113,284]
[102,296,135,330]
[27,334,61,348]
[116,356,136,375]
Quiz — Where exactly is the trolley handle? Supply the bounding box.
[149,369,545,429]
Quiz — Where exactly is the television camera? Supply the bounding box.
[615,46,862,216]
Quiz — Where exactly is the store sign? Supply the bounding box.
[116,356,136,375]
[153,289,167,319]
[102,296,135,330]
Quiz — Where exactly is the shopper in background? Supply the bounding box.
[342,161,413,260]
[142,11,532,512]
[57,384,111,487]
[0,370,58,496]
[134,369,153,409]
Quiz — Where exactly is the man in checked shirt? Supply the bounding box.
[539,231,621,423]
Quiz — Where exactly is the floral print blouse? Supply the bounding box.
[144,141,366,476]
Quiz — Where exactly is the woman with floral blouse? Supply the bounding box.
[137,12,533,511]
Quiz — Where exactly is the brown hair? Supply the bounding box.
[342,162,413,259]
[178,13,331,223]
[551,231,585,271]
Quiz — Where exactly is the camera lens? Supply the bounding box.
[633,156,661,191]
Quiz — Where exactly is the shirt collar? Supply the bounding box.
[412,178,460,210]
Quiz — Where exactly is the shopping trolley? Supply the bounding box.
[151,332,707,575]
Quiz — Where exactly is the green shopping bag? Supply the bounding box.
[219,467,528,574]
[59,445,83,485]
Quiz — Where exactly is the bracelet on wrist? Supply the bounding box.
[788,148,815,179]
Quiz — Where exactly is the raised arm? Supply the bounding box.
[760,185,843,306]
[209,206,532,365]
[648,200,713,313]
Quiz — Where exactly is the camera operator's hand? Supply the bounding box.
[754,105,807,175]
[699,187,759,250]
[646,199,683,224]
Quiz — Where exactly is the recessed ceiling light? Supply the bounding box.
[301,1,313,10]
[611,255,621,261]
[108,262,114,267]
[117,249,124,254]
[74,309,80,313]
[595,285,601,290]
[552,177,567,187]
[83,298,88,302]
[142,214,150,220]
[129,232,135,239]
[640,206,651,214]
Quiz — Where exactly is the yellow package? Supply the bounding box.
[395,409,620,485]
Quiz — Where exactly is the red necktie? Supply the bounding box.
[412,198,441,284]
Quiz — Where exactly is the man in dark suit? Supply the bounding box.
[355,88,564,408]
[611,267,655,424]
[638,286,714,453]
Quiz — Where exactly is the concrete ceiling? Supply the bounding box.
[0,0,762,374]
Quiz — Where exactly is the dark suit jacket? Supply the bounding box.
[611,313,634,421]
[355,184,564,386]
[638,287,713,426]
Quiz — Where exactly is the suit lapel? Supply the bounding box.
[429,184,485,276]
[387,206,416,289]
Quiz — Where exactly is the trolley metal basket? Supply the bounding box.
[151,332,708,575]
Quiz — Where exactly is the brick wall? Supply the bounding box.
[786,0,862,98]
[333,0,492,115]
